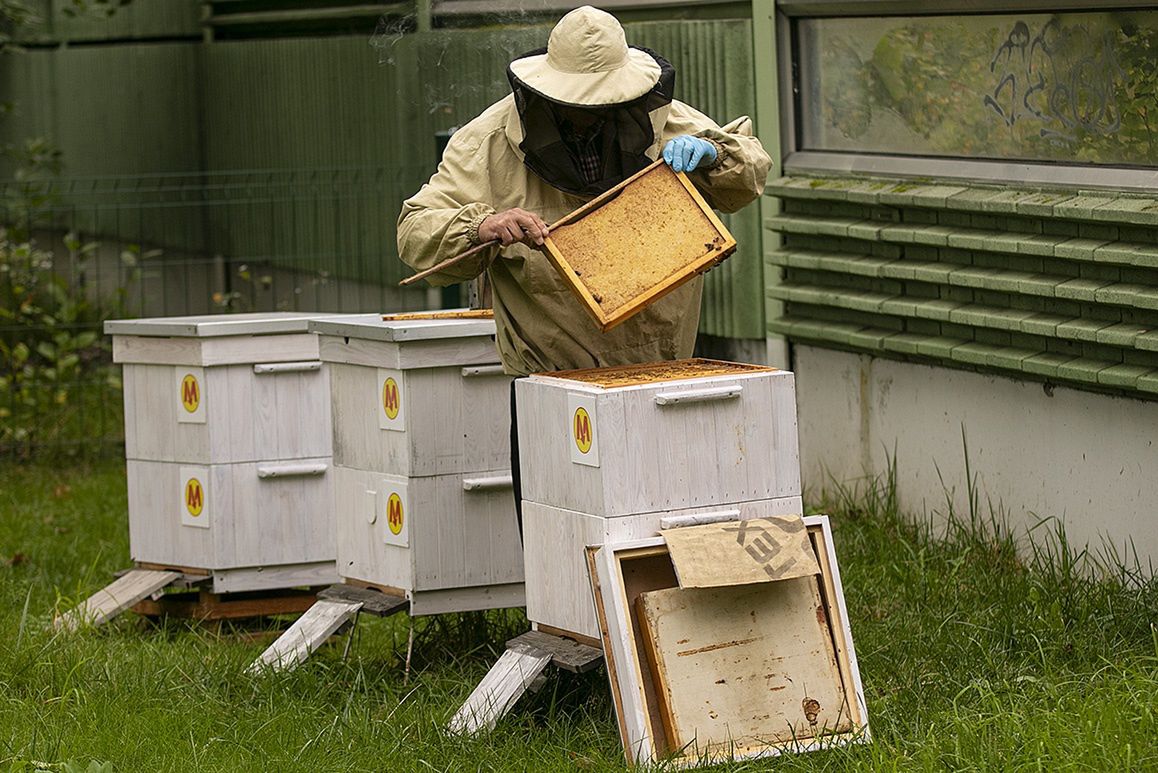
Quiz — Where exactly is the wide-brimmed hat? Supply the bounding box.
[508,6,662,107]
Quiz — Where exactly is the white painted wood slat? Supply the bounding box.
[246,599,363,673]
[55,569,180,631]
[447,644,553,735]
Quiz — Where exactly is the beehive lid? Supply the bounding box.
[535,358,773,389]
[543,161,736,332]
[308,309,497,342]
[104,312,345,338]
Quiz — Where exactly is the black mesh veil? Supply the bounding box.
[507,47,676,197]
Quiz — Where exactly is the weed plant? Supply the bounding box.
[0,459,1155,771]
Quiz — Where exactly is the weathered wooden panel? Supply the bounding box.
[332,465,414,592]
[638,580,850,756]
[523,496,804,640]
[518,362,800,516]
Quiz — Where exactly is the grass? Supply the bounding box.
[1,458,1156,771]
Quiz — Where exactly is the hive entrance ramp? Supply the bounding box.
[55,569,182,631]
[247,584,408,674]
[448,630,603,735]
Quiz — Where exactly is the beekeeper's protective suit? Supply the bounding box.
[397,5,773,378]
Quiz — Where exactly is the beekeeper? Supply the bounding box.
[398,5,772,377]
[397,5,772,525]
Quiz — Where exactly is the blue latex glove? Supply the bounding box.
[662,135,717,173]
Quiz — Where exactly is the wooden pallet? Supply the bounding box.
[131,586,322,621]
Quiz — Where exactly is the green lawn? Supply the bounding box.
[1,459,1156,772]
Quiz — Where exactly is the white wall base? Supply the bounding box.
[792,344,1158,568]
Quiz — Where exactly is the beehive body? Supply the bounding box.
[310,313,525,612]
[516,359,803,638]
[109,313,348,591]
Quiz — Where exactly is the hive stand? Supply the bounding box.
[247,584,409,673]
[448,630,603,735]
[54,567,323,631]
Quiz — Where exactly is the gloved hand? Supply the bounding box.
[662,135,718,173]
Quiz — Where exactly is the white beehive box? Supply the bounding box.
[107,312,348,593]
[516,358,803,640]
[309,311,524,615]
[516,359,801,517]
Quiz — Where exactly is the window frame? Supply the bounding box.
[777,0,1158,190]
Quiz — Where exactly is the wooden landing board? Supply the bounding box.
[247,598,364,673]
[637,581,851,759]
[447,643,553,735]
[543,160,735,332]
[318,583,409,616]
[55,569,181,631]
[507,630,603,674]
[131,587,319,621]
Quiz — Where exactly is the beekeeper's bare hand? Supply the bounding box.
[479,209,550,248]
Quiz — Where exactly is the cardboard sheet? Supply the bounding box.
[661,516,820,588]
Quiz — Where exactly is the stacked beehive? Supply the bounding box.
[107,312,345,593]
[309,311,525,615]
[516,358,803,640]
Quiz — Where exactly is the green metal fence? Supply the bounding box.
[0,166,433,460]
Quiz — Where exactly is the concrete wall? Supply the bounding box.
[793,344,1158,565]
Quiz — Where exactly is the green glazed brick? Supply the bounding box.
[1055,318,1113,343]
[1097,363,1152,389]
[1014,192,1074,218]
[947,231,997,252]
[846,220,883,241]
[917,299,962,322]
[1054,195,1115,221]
[1056,357,1111,384]
[950,342,997,366]
[880,184,964,208]
[1135,331,1158,352]
[916,335,963,360]
[1093,283,1147,307]
[1017,274,1058,297]
[909,262,955,284]
[1130,287,1158,311]
[872,242,904,259]
[938,211,973,228]
[1015,233,1064,257]
[1094,322,1149,348]
[1021,352,1075,378]
[843,290,891,314]
[903,208,940,225]
[970,213,1000,231]
[844,180,895,205]
[846,327,890,351]
[879,297,920,318]
[977,269,1027,294]
[987,345,1035,371]
[1055,238,1110,261]
[904,318,942,336]
[1043,220,1081,238]
[974,328,1011,346]
[1078,223,1119,242]
[1009,332,1042,351]
[1055,278,1109,301]
[945,188,996,212]
[909,224,956,247]
[1020,314,1065,336]
[878,224,919,244]
[881,332,927,355]
[948,267,993,288]
[1137,370,1158,395]
[906,244,940,262]
[978,190,1026,214]
[1094,197,1158,227]
[1092,241,1158,267]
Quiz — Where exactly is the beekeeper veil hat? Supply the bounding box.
[508,5,663,106]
